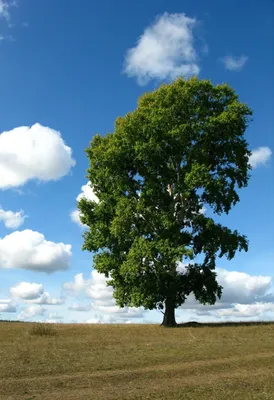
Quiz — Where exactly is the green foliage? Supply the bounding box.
[79,77,252,318]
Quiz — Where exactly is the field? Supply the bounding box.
[0,322,274,400]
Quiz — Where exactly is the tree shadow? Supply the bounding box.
[177,320,274,328]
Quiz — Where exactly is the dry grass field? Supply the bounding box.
[0,322,274,400]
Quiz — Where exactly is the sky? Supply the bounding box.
[0,0,273,324]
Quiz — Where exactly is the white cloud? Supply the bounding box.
[0,229,72,273]
[48,312,64,320]
[216,302,274,319]
[86,270,113,301]
[90,299,144,319]
[63,266,273,323]
[26,292,64,305]
[70,209,82,226]
[181,267,273,319]
[42,319,59,323]
[0,0,12,20]
[76,182,99,204]
[176,262,188,274]
[85,316,104,324]
[69,303,91,311]
[0,299,16,312]
[64,270,145,321]
[216,268,272,304]
[199,206,207,215]
[10,282,44,300]
[0,123,75,190]
[249,147,272,168]
[0,207,26,229]
[85,315,136,324]
[63,271,109,297]
[63,273,86,293]
[222,55,248,71]
[124,12,200,85]
[17,305,45,320]
[10,281,64,305]
[70,182,99,227]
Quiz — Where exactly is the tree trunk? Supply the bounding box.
[161,299,177,327]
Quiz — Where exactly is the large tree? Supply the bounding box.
[79,77,252,327]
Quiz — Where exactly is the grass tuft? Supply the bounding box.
[29,323,57,337]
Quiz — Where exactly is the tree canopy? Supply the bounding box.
[79,77,252,326]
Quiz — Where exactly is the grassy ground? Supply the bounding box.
[0,322,274,399]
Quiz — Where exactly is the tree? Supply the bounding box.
[79,77,252,327]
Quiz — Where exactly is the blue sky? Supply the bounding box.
[0,0,273,323]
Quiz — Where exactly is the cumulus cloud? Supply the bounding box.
[10,282,44,300]
[48,312,64,320]
[63,271,111,298]
[70,182,99,227]
[222,55,248,71]
[0,123,75,190]
[249,147,272,168]
[86,270,113,301]
[86,316,135,324]
[0,207,26,229]
[91,299,144,319]
[124,12,200,85]
[181,267,273,320]
[0,0,12,20]
[63,273,86,293]
[70,209,83,226]
[176,262,188,274]
[0,229,72,273]
[200,206,206,215]
[0,299,16,313]
[18,305,45,320]
[85,316,104,324]
[69,303,91,312]
[85,313,136,324]
[76,182,99,204]
[215,302,274,319]
[64,270,145,321]
[217,268,272,304]
[86,271,143,318]
[27,292,64,305]
[64,266,273,323]
[10,281,64,305]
